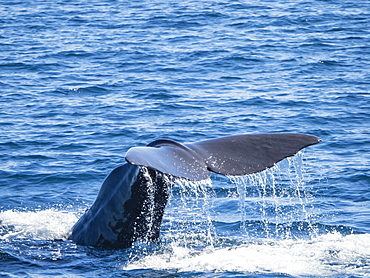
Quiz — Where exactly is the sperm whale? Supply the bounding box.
[69,133,320,248]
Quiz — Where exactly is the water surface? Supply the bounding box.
[1,0,369,277]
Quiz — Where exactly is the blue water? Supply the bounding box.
[1,0,369,277]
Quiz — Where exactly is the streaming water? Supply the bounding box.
[139,167,161,241]
[122,152,370,277]
[163,177,216,250]
[229,153,318,241]
[126,153,322,270]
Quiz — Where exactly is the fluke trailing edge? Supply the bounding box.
[69,133,320,248]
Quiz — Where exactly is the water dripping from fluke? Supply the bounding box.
[227,153,319,241]
[124,155,369,276]
[132,154,319,260]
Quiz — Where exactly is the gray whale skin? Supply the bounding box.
[69,133,320,248]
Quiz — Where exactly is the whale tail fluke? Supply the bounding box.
[126,133,321,180]
[70,133,320,248]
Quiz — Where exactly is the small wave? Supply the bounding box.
[0,249,21,264]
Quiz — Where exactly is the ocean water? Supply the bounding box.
[1,0,369,277]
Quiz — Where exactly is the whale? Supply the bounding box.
[69,133,320,248]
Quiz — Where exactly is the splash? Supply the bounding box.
[125,233,370,276]
[0,208,79,241]
[124,153,370,276]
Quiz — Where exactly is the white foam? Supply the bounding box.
[125,233,370,276]
[0,209,79,240]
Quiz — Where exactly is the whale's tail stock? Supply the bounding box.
[69,133,320,248]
